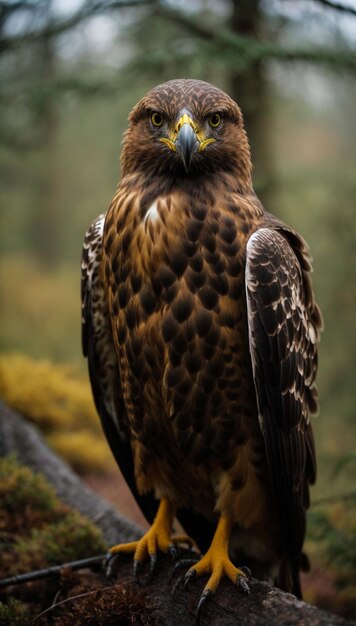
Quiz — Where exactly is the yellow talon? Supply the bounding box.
[109,498,194,572]
[185,513,249,595]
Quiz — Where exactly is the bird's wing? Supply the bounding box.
[245,225,322,593]
[81,214,158,524]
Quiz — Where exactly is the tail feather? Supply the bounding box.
[277,557,303,599]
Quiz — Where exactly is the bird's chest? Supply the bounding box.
[104,192,258,462]
[105,190,255,308]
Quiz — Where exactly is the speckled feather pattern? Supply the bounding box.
[103,181,272,522]
[81,79,322,592]
[81,214,124,433]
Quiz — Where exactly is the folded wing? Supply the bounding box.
[246,225,322,595]
[81,214,159,524]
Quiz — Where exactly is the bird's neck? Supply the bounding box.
[112,170,262,228]
[120,169,254,202]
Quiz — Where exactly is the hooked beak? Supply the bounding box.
[159,112,215,173]
[175,123,198,173]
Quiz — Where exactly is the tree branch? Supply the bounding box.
[312,0,356,17]
[0,0,154,52]
[154,5,356,71]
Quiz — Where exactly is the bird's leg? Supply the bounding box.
[183,512,250,622]
[107,498,193,579]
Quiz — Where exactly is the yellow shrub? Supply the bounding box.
[48,429,113,474]
[0,353,115,473]
[0,353,98,430]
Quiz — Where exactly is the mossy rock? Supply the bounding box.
[0,456,158,625]
[0,456,106,580]
[0,455,58,516]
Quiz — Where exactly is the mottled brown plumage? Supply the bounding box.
[81,79,322,604]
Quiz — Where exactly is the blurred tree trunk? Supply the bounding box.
[229,0,274,207]
[30,0,60,268]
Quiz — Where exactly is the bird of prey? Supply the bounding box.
[81,79,322,614]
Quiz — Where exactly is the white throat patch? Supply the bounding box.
[144,201,160,223]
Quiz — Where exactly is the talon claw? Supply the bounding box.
[169,544,178,561]
[239,565,252,580]
[105,551,112,564]
[171,573,185,596]
[105,553,119,578]
[169,557,200,580]
[184,568,196,589]
[148,553,157,580]
[237,574,250,595]
[196,588,212,625]
[133,559,142,580]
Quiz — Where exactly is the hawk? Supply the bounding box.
[81,79,322,614]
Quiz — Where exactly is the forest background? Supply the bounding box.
[0,0,355,619]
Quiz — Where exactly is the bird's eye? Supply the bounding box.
[151,112,163,127]
[209,113,221,128]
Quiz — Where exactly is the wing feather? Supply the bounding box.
[246,226,321,592]
[81,214,158,524]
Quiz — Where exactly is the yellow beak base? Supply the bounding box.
[159,113,215,154]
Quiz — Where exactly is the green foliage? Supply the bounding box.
[333,453,356,478]
[308,509,356,575]
[306,503,356,616]
[0,598,31,626]
[306,452,356,615]
[6,511,105,576]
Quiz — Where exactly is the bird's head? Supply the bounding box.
[121,79,252,191]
